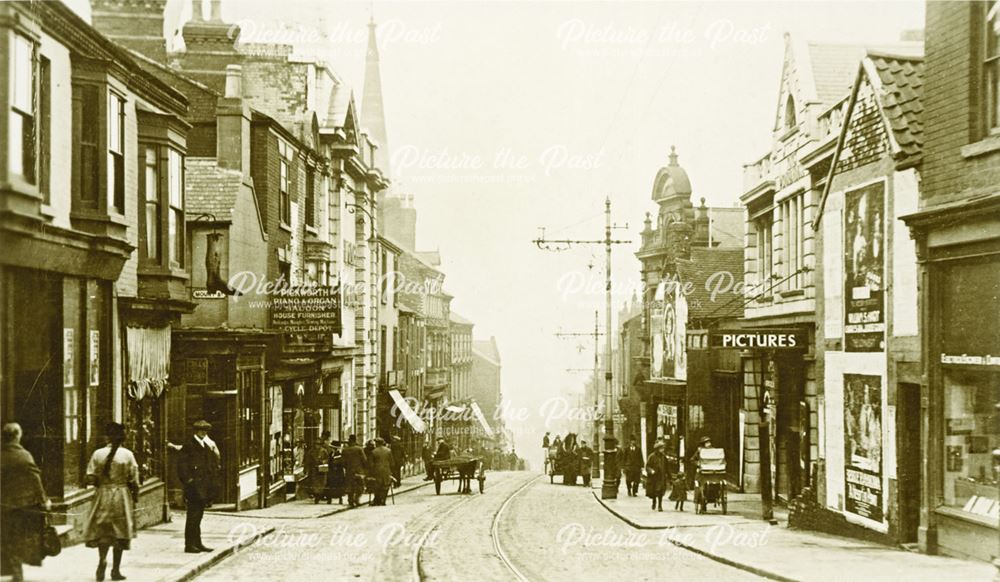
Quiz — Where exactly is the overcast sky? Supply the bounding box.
[68,0,924,464]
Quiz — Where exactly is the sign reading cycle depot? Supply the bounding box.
[709,329,808,350]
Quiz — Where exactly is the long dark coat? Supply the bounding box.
[369,446,394,491]
[623,445,644,473]
[1,443,48,566]
[645,450,669,498]
[177,436,220,504]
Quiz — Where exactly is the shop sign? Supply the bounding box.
[271,285,342,335]
[709,329,807,349]
[844,373,883,523]
[844,181,886,352]
[940,353,1000,367]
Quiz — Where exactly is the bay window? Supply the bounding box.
[143,147,160,259]
[9,33,35,183]
[78,86,100,206]
[168,149,184,267]
[279,140,292,226]
[108,92,125,213]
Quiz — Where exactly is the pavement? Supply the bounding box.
[13,475,432,582]
[593,485,997,582]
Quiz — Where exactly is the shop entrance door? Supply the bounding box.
[204,392,237,505]
[897,383,921,543]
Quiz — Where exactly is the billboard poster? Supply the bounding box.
[649,280,687,380]
[844,181,885,352]
[843,373,883,523]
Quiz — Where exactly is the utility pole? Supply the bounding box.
[555,311,603,478]
[534,197,629,499]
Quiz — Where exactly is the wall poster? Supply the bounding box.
[844,181,885,352]
[844,373,883,522]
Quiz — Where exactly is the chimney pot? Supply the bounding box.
[225,65,242,98]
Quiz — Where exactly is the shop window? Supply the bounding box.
[9,33,35,183]
[108,92,125,214]
[943,369,1000,518]
[127,396,162,482]
[239,369,261,468]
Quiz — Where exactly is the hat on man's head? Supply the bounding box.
[193,420,212,431]
[653,441,665,450]
[375,437,386,445]
[699,436,711,445]
[392,435,402,442]
[105,422,126,439]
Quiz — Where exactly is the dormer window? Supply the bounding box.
[784,95,797,131]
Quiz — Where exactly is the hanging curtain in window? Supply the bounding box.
[126,326,171,400]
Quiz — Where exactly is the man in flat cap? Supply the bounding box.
[177,420,220,553]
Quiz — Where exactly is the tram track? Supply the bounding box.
[413,472,540,582]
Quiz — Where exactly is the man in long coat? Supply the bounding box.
[177,420,220,553]
[369,438,394,506]
[1,422,50,582]
[622,437,644,497]
[645,440,669,511]
[341,435,367,507]
[389,436,404,486]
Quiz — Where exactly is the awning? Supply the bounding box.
[125,326,171,400]
[388,389,426,433]
[470,402,494,437]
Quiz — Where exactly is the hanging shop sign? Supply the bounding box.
[940,354,1000,367]
[843,373,884,523]
[271,285,342,335]
[709,328,808,349]
[844,181,886,352]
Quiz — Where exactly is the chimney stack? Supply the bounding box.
[90,0,169,63]
[216,65,251,180]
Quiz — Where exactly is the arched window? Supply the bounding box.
[784,95,797,130]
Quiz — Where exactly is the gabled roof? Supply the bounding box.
[805,42,870,105]
[449,312,473,326]
[675,247,745,321]
[813,48,924,228]
[867,51,924,161]
[185,158,243,222]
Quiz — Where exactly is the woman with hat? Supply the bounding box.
[645,440,670,512]
[84,422,139,581]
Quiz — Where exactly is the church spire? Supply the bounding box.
[361,15,390,175]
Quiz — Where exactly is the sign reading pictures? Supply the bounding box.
[709,329,808,350]
[271,285,342,335]
[844,373,883,523]
[844,181,885,352]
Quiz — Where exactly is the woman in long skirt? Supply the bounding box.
[84,422,139,581]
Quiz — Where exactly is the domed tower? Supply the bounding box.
[647,147,694,261]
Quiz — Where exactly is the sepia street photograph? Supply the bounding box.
[1,0,999,580]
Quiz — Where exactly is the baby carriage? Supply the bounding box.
[692,447,727,515]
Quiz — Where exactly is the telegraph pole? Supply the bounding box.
[534,197,629,498]
[556,311,603,478]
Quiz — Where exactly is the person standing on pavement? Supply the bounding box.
[622,437,644,497]
[84,422,140,581]
[1,422,51,582]
[341,435,367,507]
[177,420,220,554]
[422,439,434,481]
[369,438,394,506]
[327,440,346,504]
[645,440,669,512]
[389,436,404,486]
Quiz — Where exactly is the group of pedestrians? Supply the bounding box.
[314,434,404,507]
[622,434,713,512]
[0,418,220,582]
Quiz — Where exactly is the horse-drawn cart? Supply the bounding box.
[431,456,486,495]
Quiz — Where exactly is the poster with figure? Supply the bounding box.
[844,373,884,523]
[649,279,687,380]
[844,181,885,352]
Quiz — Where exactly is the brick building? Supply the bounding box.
[901,1,1000,563]
[1,0,193,539]
[812,47,924,543]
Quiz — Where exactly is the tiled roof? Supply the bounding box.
[325,82,353,129]
[449,312,473,326]
[868,51,924,161]
[675,247,745,321]
[185,158,243,222]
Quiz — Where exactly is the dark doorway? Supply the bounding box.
[777,359,805,500]
[897,383,921,544]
